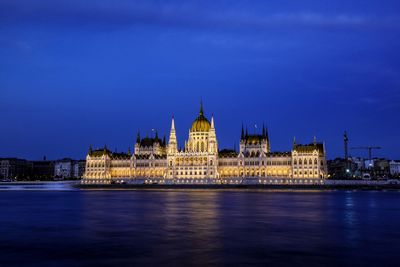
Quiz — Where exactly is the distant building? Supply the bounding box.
[55,158,86,179]
[327,158,357,179]
[364,159,374,169]
[30,160,55,180]
[389,161,400,176]
[54,158,73,179]
[0,158,29,180]
[351,157,364,170]
[73,160,86,178]
[374,159,390,177]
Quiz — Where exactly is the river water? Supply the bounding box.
[0,187,399,266]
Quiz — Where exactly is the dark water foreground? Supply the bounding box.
[0,190,399,266]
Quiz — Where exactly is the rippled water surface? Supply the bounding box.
[0,189,399,266]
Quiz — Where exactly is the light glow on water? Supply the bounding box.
[0,190,399,266]
[0,181,78,191]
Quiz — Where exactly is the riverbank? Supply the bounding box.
[0,181,79,191]
[2,180,400,191]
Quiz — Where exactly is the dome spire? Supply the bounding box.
[199,100,204,116]
[191,101,211,132]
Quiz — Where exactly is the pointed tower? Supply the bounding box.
[135,130,141,155]
[265,125,270,152]
[136,130,141,144]
[241,123,245,140]
[262,124,266,137]
[168,116,178,154]
[208,114,218,153]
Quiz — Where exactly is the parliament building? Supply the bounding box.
[83,103,327,185]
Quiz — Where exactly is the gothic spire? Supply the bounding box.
[171,116,175,130]
[136,130,141,144]
[262,123,266,137]
[241,123,245,139]
[168,116,178,154]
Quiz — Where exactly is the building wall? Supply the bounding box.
[54,161,73,179]
[0,158,29,180]
[390,161,400,176]
[83,147,327,183]
[292,150,327,179]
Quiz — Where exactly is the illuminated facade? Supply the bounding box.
[83,103,327,185]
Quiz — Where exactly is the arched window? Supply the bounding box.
[314,159,317,165]
[196,142,200,152]
[304,159,307,165]
[294,159,297,165]
[299,159,302,165]
[309,159,312,165]
[201,142,204,152]
[210,160,213,166]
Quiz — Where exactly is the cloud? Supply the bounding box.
[0,0,399,32]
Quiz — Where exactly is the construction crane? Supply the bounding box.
[344,131,349,160]
[350,146,381,160]
[343,131,350,174]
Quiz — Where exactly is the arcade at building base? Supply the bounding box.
[81,177,325,185]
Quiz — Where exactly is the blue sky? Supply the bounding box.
[1,0,400,160]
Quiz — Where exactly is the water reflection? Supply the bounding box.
[343,192,359,248]
[80,191,223,265]
[1,190,400,267]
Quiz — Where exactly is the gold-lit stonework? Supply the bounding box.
[82,103,328,185]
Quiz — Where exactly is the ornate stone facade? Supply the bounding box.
[83,104,328,185]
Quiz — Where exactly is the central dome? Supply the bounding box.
[191,102,211,132]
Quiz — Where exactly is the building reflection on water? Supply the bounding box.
[80,190,223,265]
[74,190,400,266]
[163,191,222,264]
